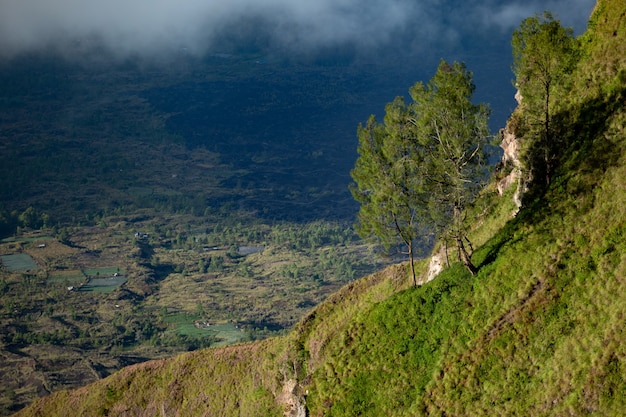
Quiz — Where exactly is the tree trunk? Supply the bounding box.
[544,81,552,186]
[408,241,417,287]
[456,237,477,275]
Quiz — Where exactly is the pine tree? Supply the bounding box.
[351,61,490,278]
[350,97,429,286]
[512,12,578,187]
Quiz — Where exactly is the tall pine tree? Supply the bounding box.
[512,12,578,187]
[350,97,429,286]
[351,61,490,278]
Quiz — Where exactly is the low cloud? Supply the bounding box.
[474,0,596,34]
[0,0,595,61]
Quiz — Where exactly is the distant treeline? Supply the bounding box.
[0,206,51,237]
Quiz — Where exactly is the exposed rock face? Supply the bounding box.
[425,250,445,283]
[278,379,306,417]
[497,90,526,211]
[499,122,520,169]
[514,89,523,107]
[497,123,523,207]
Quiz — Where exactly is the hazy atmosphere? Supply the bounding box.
[1,0,594,60]
[0,0,596,136]
[0,0,597,222]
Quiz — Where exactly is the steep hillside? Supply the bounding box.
[14,1,626,415]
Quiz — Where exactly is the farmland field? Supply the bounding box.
[0,236,53,244]
[165,314,246,346]
[207,323,247,346]
[83,267,124,277]
[0,254,38,272]
[78,276,127,293]
[47,270,86,285]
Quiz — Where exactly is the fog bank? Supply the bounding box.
[0,0,595,61]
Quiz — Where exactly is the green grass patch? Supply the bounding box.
[1,253,39,271]
[48,270,86,285]
[206,324,246,346]
[1,236,53,243]
[164,314,245,345]
[83,267,124,277]
[306,263,473,416]
[175,322,211,338]
[163,313,198,325]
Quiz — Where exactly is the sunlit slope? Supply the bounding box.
[14,1,626,416]
[299,2,626,414]
[298,2,626,414]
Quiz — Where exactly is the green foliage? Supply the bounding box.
[307,4,625,414]
[350,97,429,285]
[512,12,579,190]
[409,61,491,274]
[0,206,51,238]
[351,61,490,278]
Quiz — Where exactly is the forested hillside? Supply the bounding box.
[15,0,626,415]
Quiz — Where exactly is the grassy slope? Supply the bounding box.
[14,1,626,415]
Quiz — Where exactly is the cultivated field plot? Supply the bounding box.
[1,236,53,243]
[47,270,86,286]
[165,314,246,345]
[0,254,38,272]
[238,245,264,256]
[83,267,124,277]
[78,276,127,293]
[164,314,203,335]
[207,323,246,346]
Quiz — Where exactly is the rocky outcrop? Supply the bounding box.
[499,123,520,169]
[424,248,446,283]
[497,90,527,212]
[497,123,523,207]
[277,379,306,417]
